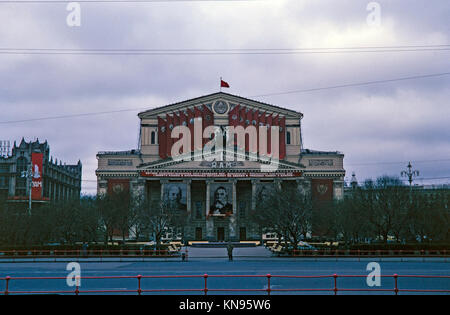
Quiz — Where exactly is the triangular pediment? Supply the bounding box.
[138,92,303,119]
[138,148,305,172]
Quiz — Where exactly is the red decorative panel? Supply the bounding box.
[311,179,333,202]
[107,179,130,195]
[239,106,246,127]
[193,106,203,152]
[228,104,240,128]
[157,104,287,161]
[179,110,187,128]
[173,112,181,152]
[245,108,253,152]
[228,104,240,149]
[202,104,214,147]
[253,109,260,154]
[266,114,273,155]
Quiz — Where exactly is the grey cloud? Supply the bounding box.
[0,0,449,193]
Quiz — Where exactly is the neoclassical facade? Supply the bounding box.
[96,92,345,241]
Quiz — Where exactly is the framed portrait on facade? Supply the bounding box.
[209,183,233,215]
[163,183,187,211]
[255,182,275,203]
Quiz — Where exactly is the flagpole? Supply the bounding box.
[220,77,222,92]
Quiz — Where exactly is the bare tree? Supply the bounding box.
[358,176,409,243]
[252,185,312,249]
[334,196,370,244]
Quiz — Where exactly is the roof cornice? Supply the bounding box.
[138,92,303,119]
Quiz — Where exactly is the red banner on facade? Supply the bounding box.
[311,179,334,202]
[31,153,43,200]
[140,171,302,178]
[107,179,130,195]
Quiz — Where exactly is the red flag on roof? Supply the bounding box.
[220,79,230,88]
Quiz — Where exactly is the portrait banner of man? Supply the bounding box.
[256,183,275,204]
[209,183,233,216]
[163,183,187,211]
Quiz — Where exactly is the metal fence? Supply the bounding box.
[1,248,449,262]
[0,249,175,258]
[1,273,449,295]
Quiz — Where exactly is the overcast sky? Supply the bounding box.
[0,0,449,194]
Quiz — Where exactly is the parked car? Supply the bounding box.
[296,241,317,251]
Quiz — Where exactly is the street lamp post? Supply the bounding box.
[401,162,419,190]
[21,163,32,215]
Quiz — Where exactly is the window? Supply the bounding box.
[195,202,203,219]
[195,227,203,240]
[0,165,9,173]
[0,176,9,188]
[239,201,246,219]
[151,131,156,144]
[240,227,247,241]
[286,131,291,145]
[16,157,28,196]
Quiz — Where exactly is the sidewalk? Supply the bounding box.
[183,246,273,259]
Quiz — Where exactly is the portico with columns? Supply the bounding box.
[96,92,345,241]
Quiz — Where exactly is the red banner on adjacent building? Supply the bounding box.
[31,153,43,200]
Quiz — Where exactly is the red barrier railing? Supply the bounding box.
[287,249,449,258]
[1,273,449,295]
[0,249,177,260]
[0,248,447,260]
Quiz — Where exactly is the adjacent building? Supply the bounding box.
[96,92,345,241]
[0,138,82,203]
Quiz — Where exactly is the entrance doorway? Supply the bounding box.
[240,227,247,241]
[195,227,202,240]
[217,227,225,241]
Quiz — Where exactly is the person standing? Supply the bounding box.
[227,241,234,261]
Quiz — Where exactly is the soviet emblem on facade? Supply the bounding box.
[317,184,328,195]
[213,100,229,114]
[113,184,124,193]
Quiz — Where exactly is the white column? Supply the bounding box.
[333,179,344,200]
[251,179,258,211]
[275,179,282,190]
[205,180,211,217]
[205,180,214,240]
[160,180,168,201]
[185,179,192,213]
[229,179,237,241]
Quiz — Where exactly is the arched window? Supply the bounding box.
[151,131,156,144]
[286,131,291,145]
[16,156,28,196]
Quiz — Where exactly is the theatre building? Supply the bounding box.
[96,92,345,241]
